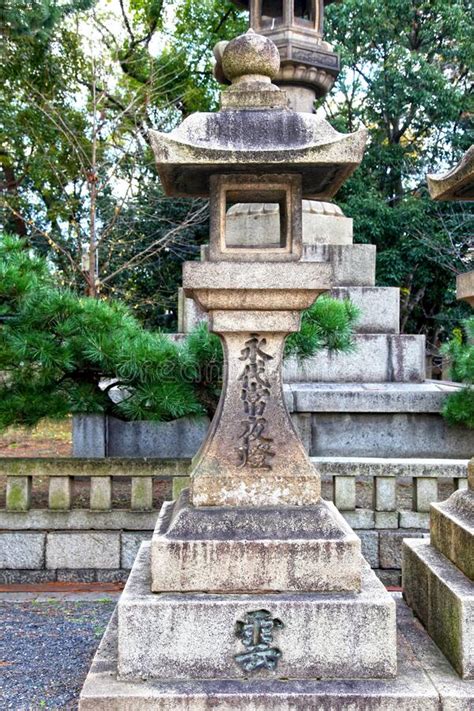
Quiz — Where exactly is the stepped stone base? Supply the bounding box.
[151,492,361,593]
[80,597,474,710]
[118,544,396,681]
[430,490,474,580]
[403,538,474,680]
[284,334,426,383]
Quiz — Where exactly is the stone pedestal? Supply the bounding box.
[119,544,396,682]
[403,460,474,680]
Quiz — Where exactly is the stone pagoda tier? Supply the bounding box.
[403,146,474,681]
[176,0,474,462]
[80,31,474,710]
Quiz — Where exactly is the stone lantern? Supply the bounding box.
[79,28,471,711]
[233,0,340,110]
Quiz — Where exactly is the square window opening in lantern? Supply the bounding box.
[209,174,303,262]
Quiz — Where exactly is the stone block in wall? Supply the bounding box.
[106,416,209,459]
[357,531,379,568]
[46,532,120,569]
[379,531,428,569]
[375,512,399,529]
[0,533,45,569]
[56,569,97,583]
[72,414,106,457]
[331,287,400,335]
[97,569,129,584]
[285,334,425,384]
[399,512,430,529]
[122,533,153,570]
[342,509,375,529]
[375,477,397,512]
[0,569,56,585]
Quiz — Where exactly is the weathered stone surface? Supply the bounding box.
[332,286,400,334]
[342,509,375,529]
[73,414,107,457]
[301,244,376,286]
[56,568,97,583]
[427,144,474,201]
[90,477,112,511]
[151,494,361,593]
[46,532,120,570]
[333,475,356,510]
[376,570,401,588]
[358,530,379,568]
[291,381,465,414]
[149,108,367,200]
[131,477,153,511]
[48,476,72,510]
[0,457,189,478]
[119,544,396,682]
[375,477,397,512]
[6,476,31,512]
[285,334,425,384]
[430,490,474,580]
[309,413,473,458]
[414,477,438,513]
[122,532,152,570]
[380,531,427,569]
[0,569,55,585]
[403,538,474,680]
[311,456,469,479]
[399,512,430,529]
[98,570,130,584]
[79,597,474,710]
[189,326,323,507]
[375,512,399,529]
[106,416,209,459]
[0,510,158,530]
[0,532,45,569]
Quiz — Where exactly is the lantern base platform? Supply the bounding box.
[79,590,474,710]
[116,544,396,682]
[151,492,362,593]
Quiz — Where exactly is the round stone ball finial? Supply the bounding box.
[221,28,280,84]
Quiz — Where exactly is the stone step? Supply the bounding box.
[430,490,474,580]
[403,538,474,680]
[331,286,400,334]
[302,244,376,286]
[284,334,426,383]
[286,381,462,413]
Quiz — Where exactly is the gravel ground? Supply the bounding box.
[0,599,116,710]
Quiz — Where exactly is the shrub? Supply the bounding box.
[441,318,474,429]
[0,235,360,428]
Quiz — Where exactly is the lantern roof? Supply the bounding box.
[150,30,366,200]
[427,146,474,202]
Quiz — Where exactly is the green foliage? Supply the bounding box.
[324,0,473,343]
[441,318,474,429]
[285,296,360,359]
[0,236,359,429]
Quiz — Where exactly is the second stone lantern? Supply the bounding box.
[233,0,340,110]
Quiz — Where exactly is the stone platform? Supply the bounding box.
[80,594,474,710]
[151,492,361,593]
[118,544,396,681]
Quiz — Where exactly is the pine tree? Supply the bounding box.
[0,235,360,429]
[442,318,474,429]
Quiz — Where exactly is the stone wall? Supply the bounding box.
[0,456,468,587]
